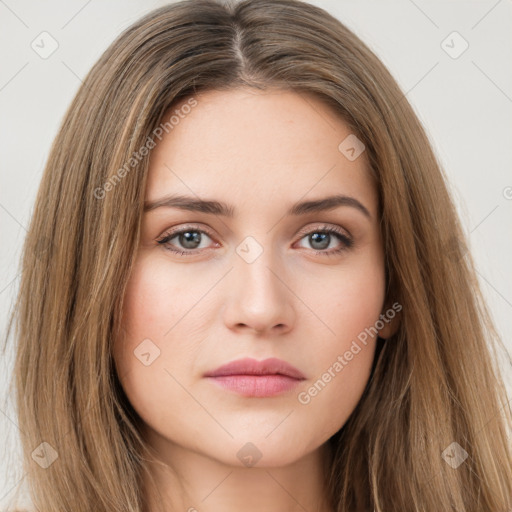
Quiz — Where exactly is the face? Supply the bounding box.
[113,87,390,468]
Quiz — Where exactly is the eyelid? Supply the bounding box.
[157,223,217,241]
[295,222,352,239]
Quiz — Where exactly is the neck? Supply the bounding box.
[141,427,334,512]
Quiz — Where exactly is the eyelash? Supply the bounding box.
[156,224,353,257]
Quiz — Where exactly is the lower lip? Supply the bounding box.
[206,375,302,397]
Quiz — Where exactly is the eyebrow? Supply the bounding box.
[143,193,371,219]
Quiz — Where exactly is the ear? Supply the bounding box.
[376,301,402,340]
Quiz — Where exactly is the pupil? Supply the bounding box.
[177,232,332,251]
[180,231,201,249]
[310,233,329,250]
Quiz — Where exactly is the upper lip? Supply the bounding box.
[205,357,306,380]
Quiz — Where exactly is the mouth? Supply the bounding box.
[204,357,306,398]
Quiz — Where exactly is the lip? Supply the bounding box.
[205,357,306,379]
[204,357,306,397]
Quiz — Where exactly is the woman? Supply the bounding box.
[5,0,512,510]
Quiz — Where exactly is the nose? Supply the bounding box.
[222,242,295,336]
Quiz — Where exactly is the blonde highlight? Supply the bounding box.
[4,0,511,510]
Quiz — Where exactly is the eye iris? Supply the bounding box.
[165,229,342,253]
[310,232,330,250]
[179,231,201,249]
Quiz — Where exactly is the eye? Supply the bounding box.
[156,226,218,256]
[295,225,353,256]
[156,224,353,257]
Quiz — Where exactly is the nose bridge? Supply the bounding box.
[223,233,294,333]
[235,233,285,303]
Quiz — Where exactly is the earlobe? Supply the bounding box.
[376,304,402,340]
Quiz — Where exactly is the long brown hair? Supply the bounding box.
[4,0,511,510]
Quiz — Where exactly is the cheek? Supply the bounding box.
[291,252,385,429]
[298,248,385,352]
[112,256,188,411]
[116,253,203,350]
[112,252,223,422]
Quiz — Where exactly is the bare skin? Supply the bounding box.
[113,87,395,512]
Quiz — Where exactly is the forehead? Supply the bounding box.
[145,88,377,218]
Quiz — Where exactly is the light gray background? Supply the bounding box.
[1,0,511,508]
